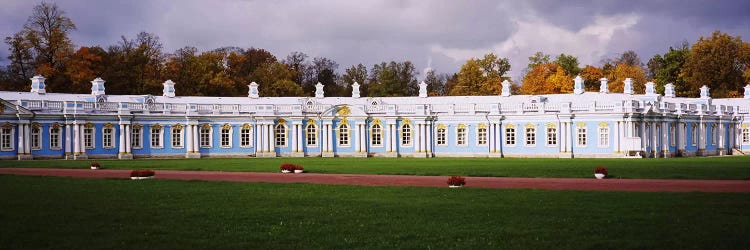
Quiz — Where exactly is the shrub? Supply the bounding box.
[90,162,101,168]
[130,169,155,177]
[594,166,608,176]
[447,176,466,186]
[280,163,296,172]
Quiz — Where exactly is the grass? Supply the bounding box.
[2,156,750,179]
[0,175,748,249]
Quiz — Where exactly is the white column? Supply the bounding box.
[385,122,392,152]
[24,124,31,154]
[327,124,333,152]
[193,125,200,152]
[391,124,397,152]
[560,122,566,152]
[119,124,126,154]
[259,124,265,152]
[488,123,494,153]
[426,122,432,154]
[291,123,297,152]
[125,124,131,153]
[639,122,646,152]
[662,121,669,155]
[719,123,725,150]
[17,124,25,155]
[64,123,72,156]
[73,123,80,154]
[699,122,706,151]
[186,125,193,153]
[297,124,303,153]
[268,124,273,152]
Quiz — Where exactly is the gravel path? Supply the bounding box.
[2,168,749,193]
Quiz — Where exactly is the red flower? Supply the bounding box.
[294,165,304,171]
[280,163,296,171]
[130,169,155,177]
[90,162,101,168]
[594,166,608,175]
[447,176,466,186]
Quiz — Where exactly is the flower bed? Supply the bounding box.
[447,176,466,187]
[90,162,101,170]
[130,170,155,180]
[294,165,304,174]
[594,166,608,179]
[280,163,296,173]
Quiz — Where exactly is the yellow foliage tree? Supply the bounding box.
[608,64,647,94]
[519,63,573,95]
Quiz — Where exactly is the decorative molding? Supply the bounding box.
[457,123,467,129]
[173,124,184,130]
[477,123,487,129]
[242,123,252,129]
[1,122,13,129]
[277,118,286,124]
[152,123,163,129]
[221,123,232,130]
[505,123,516,129]
[336,105,351,117]
[31,122,41,129]
[525,123,536,129]
[84,122,94,128]
[339,118,349,125]
[577,122,586,128]
[307,119,316,124]
[51,122,61,129]
[436,123,447,130]
[401,118,411,125]
[103,123,114,129]
[132,123,142,129]
[371,119,382,126]
[546,123,556,128]
[201,123,211,129]
[742,124,749,129]
[599,122,609,128]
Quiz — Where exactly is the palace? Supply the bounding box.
[1,75,749,160]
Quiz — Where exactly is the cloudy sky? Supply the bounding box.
[1,0,749,81]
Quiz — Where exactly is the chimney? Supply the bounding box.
[315,82,325,98]
[91,77,106,95]
[700,85,710,99]
[599,78,609,93]
[664,83,675,97]
[645,81,657,96]
[623,78,633,95]
[418,81,428,98]
[573,75,584,94]
[248,82,259,98]
[163,80,176,97]
[501,80,511,97]
[744,84,750,99]
[30,75,46,94]
[351,82,360,98]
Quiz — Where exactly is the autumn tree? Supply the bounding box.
[449,53,511,95]
[366,61,419,97]
[555,53,581,76]
[519,63,573,94]
[683,31,750,98]
[102,32,165,95]
[64,46,104,93]
[311,57,342,96]
[526,51,550,71]
[4,2,76,92]
[253,62,303,96]
[608,64,647,94]
[579,65,603,91]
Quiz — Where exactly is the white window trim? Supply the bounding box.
[200,127,213,148]
[456,127,467,147]
[275,124,287,148]
[476,127,487,146]
[370,124,383,147]
[338,124,350,147]
[49,126,62,150]
[576,127,588,147]
[1,127,15,151]
[691,124,697,146]
[505,127,516,147]
[742,128,750,145]
[306,124,318,147]
[525,127,536,147]
[132,126,143,149]
[171,127,184,149]
[400,124,412,147]
[102,127,115,149]
[220,127,233,148]
[84,127,95,149]
[670,124,676,147]
[710,125,717,146]
[546,127,557,147]
[598,127,610,148]
[151,127,164,149]
[436,128,447,146]
[240,128,253,148]
[31,126,41,150]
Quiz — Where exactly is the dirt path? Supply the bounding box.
[2,168,750,193]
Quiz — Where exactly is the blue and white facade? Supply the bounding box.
[1,75,749,160]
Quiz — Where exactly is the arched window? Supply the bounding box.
[275,124,286,147]
[476,127,487,145]
[306,123,317,146]
[371,124,382,146]
[339,124,349,146]
[457,127,467,146]
[525,127,536,146]
[401,124,411,146]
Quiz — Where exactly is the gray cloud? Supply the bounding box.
[1,0,749,83]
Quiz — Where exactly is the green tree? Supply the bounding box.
[527,51,550,71]
[683,31,750,98]
[647,42,689,95]
[341,64,368,96]
[555,53,581,76]
[423,69,447,96]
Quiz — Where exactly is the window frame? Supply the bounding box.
[1,127,15,151]
[577,127,587,147]
[171,126,184,148]
[220,126,232,148]
[476,127,487,146]
[436,127,446,146]
[370,124,383,147]
[456,127,467,146]
[338,123,350,147]
[83,126,95,149]
[505,127,516,146]
[306,123,318,147]
[240,127,253,148]
[132,126,143,149]
[200,125,212,148]
[598,127,609,148]
[546,127,557,147]
[401,123,412,146]
[49,126,62,150]
[102,126,114,149]
[525,127,536,146]
[31,126,41,150]
[150,126,163,149]
[275,124,287,147]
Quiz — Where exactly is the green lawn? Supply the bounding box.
[2,156,750,179]
[0,175,748,249]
